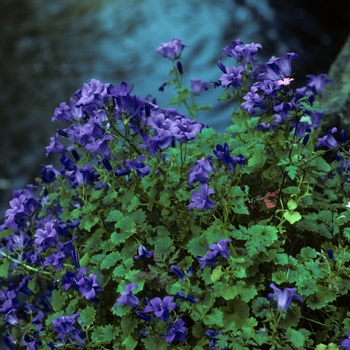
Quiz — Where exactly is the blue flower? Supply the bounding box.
[257,52,299,81]
[214,143,246,172]
[206,329,227,350]
[317,127,338,149]
[341,332,350,349]
[134,245,153,260]
[209,239,232,259]
[156,38,187,59]
[191,78,210,95]
[188,184,215,211]
[219,65,245,88]
[115,283,140,308]
[143,296,177,322]
[188,157,212,187]
[52,313,85,346]
[160,318,186,344]
[267,283,303,310]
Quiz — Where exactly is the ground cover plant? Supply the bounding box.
[1,37,350,349]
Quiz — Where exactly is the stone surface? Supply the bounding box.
[321,32,350,131]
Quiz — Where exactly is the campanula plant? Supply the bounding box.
[1,36,350,349]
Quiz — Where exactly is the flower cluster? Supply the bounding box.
[1,35,350,350]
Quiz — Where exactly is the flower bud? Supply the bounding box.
[102,158,112,172]
[302,134,310,146]
[57,129,68,137]
[217,61,227,74]
[170,265,186,280]
[177,61,183,75]
[136,311,152,322]
[144,103,151,118]
[327,248,334,261]
[341,130,347,145]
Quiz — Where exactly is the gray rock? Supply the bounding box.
[321,32,350,130]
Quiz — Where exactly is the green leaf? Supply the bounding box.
[287,199,298,211]
[286,165,298,180]
[218,90,231,101]
[187,236,209,257]
[224,297,250,329]
[210,265,224,283]
[0,229,14,238]
[121,316,137,337]
[122,336,138,349]
[197,105,212,110]
[91,324,119,344]
[0,258,10,279]
[101,251,121,269]
[127,196,141,212]
[307,285,337,310]
[286,328,305,347]
[283,211,302,224]
[203,308,224,327]
[278,305,302,329]
[79,252,90,267]
[51,290,67,312]
[105,209,124,223]
[300,246,318,260]
[78,306,96,328]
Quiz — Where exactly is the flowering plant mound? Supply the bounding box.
[1,36,350,349]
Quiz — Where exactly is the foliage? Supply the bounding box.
[0,37,349,349]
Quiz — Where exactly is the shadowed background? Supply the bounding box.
[0,0,349,219]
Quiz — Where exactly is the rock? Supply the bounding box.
[321,32,350,131]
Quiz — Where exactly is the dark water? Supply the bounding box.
[0,0,349,219]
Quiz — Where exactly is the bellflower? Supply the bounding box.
[341,332,350,350]
[219,65,245,88]
[188,157,212,187]
[52,313,85,346]
[206,330,227,350]
[188,183,215,211]
[41,164,60,184]
[214,143,246,172]
[156,37,187,59]
[143,296,177,322]
[221,38,262,65]
[134,245,153,260]
[209,238,232,259]
[174,117,205,142]
[84,134,114,158]
[75,273,102,302]
[115,283,140,308]
[241,86,264,114]
[267,283,303,310]
[125,158,150,178]
[43,251,65,271]
[46,136,65,156]
[258,52,298,81]
[160,318,187,344]
[305,73,332,96]
[317,127,338,149]
[5,194,28,224]
[34,221,58,252]
[190,78,210,95]
[52,102,71,122]
[197,250,219,270]
[75,79,106,107]
[4,309,19,326]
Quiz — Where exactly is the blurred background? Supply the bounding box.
[0,0,349,219]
